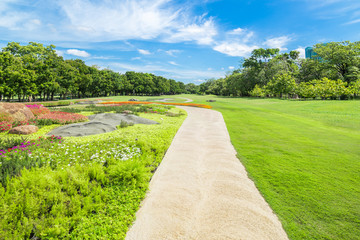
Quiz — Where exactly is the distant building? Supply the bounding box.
[305,47,317,59]
[305,44,327,60]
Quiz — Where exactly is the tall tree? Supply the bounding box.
[313,41,360,83]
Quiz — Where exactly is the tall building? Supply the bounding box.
[305,47,317,59]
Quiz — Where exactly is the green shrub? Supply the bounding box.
[117,120,134,129]
[51,107,84,113]
[109,160,150,188]
[0,161,150,239]
[0,136,28,150]
[0,165,106,239]
[0,153,46,187]
[32,118,57,126]
[42,101,72,107]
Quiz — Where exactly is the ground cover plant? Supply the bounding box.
[0,105,186,239]
[53,103,173,115]
[186,94,360,240]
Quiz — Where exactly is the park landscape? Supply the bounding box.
[0,94,359,239]
[1,0,360,238]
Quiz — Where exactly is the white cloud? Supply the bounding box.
[66,49,90,57]
[263,36,291,51]
[212,27,257,57]
[295,47,306,58]
[31,19,41,25]
[164,49,182,57]
[169,61,179,66]
[213,42,258,57]
[23,19,42,31]
[228,28,244,35]
[138,49,151,55]
[345,18,360,24]
[207,68,212,71]
[56,0,218,45]
[0,0,218,45]
[165,17,217,45]
[55,50,64,56]
[0,12,30,29]
[228,66,235,70]
[194,79,205,83]
[131,57,141,61]
[58,0,181,41]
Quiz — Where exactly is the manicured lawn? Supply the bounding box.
[184,95,360,240]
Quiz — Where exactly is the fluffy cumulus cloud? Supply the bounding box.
[214,42,258,57]
[263,36,291,51]
[165,17,217,45]
[212,28,258,57]
[66,49,90,57]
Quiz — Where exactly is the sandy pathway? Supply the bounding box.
[126,106,289,240]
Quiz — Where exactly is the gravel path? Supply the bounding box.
[126,106,289,240]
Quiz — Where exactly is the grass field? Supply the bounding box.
[179,95,359,240]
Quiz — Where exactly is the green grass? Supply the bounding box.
[183,95,360,240]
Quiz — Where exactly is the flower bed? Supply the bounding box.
[0,122,12,132]
[0,107,186,239]
[35,111,88,124]
[0,135,63,186]
[25,104,51,116]
[101,101,212,109]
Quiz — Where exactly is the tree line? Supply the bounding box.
[0,42,189,102]
[199,41,360,99]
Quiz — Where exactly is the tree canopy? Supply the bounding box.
[199,41,360,100]
[0,42,188,101]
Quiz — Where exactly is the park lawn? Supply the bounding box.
[186,95,360,240]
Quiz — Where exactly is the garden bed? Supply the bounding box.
[0,104,186,239]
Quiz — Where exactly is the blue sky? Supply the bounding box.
[1,0,360,83]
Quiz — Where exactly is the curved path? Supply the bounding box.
[126,106,288,240]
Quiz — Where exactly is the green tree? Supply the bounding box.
[313,41,360,83]
[266,73,297,98]
[185,83,200,94]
